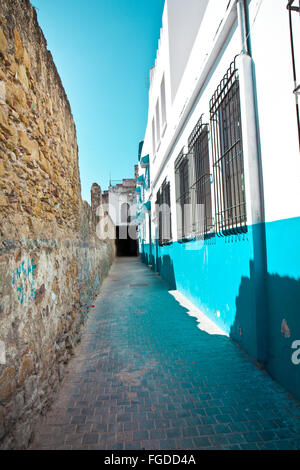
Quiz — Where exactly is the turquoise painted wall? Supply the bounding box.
[139,216,300,401]
[264,217,300,401]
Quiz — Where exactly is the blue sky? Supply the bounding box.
[34,0,164,202]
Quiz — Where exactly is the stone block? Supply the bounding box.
[0,81,5,104]
[17,64,29,90]
[0,27,7,53]
[18,355,34,387]
[13,28,23,61]
[0,0,116,450]
[0,406,5,441]
[14,422,31,449]
[24,375,38,404]
[18,131,39,159]
[23,48,31,73]
[0,367,16,402]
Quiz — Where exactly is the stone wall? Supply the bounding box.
[0,0,115,449]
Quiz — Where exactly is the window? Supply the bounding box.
[156,100,161,147]
[188,116,213,235]
[145,165,150,190]
[210,61,247,233]
[175,150,193,240]
[160,76,167,129]
[152,118,156,157]
[121,203,130,223]
[138,140,144,161]
[157,180,172,245]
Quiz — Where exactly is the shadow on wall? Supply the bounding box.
[140,244,150,265]
[140,243,156,271]
[130,268,300,433]
[231,260,300,401]
[157,254,177,290]
[140,247,176,290]
[140,241,300,401]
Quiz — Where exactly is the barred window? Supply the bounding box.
[161,76,167,128]
[175,150,193,240]
[156,190,161,244]
[156,100,161,147]
[145,166,150,190]
[210,61,247,233]
[157,180,172,246]
[188,117,213,235]
[121,203,130,223]
[152,118,156,157]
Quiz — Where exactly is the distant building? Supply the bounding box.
[103,166,138,256]
[136,0,300,400]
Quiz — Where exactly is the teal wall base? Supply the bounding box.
[139,216,300,401]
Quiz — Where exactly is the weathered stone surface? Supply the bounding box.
[0,80,5,104]
[17,63,29,89]
[0,0,116,450]
[18,131,39,158]
[0,27,7,53]
[14,28,23,61]
[18,356,34,386]
[0,368,16,402]
[0,406,5,440]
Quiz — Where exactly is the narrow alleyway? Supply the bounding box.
[31,258,300,450]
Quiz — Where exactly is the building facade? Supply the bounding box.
[137,0,300,400]
[103,168,138,256]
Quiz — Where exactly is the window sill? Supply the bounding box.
[159,240,173,247]
[216,225,248,237]
[178,236,196,244]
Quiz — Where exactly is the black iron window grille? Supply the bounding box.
[121,202,130,224]
[156,190,162,244]
[175,150,193,240]
[287,1,300,150]
[157,180,172,246]
[188,116,213,236]
[210,60,247,234]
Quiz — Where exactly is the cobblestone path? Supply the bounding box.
[31,257,300,450]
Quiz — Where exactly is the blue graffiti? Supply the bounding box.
[16,285,24,304]
[12,258,37,304]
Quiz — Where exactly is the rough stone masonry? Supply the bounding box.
[0,0,115,449]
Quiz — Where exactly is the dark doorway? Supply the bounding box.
[116,225,138,257]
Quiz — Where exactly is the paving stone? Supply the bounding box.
[30,258,300,450]
[76,424,92,433]
[71,416,86,425]
[209,435,229,447]
[142,439,160,450]
[182,426,198,437]
[92,423,108,433]
[243,432,261,443]
[214,424,231,434]
[150,429,166,440]
[160,439,177,450]
[166,428,182,439]
[177,438,195,450]
[133,430,149,441]
[65,434,83,445]
[193,436,211,448]
[82,433,99,445]
[240,443,259,450]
